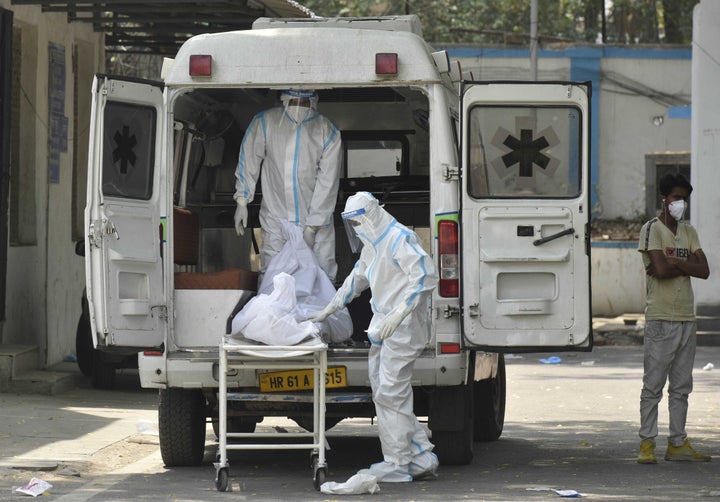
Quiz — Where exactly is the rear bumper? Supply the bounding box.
[138,348,468,390]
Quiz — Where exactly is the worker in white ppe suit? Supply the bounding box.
[310,192,439,482]
[234,89,341,280]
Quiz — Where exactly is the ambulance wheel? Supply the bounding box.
[159,388,206,466]
[430,383,474,465]
[91,351,116,390]
[474,355,506,442]
[212,416,259,438]
[75,312,94,378]
[215,468,229,492]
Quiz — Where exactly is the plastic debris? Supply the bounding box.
[136,419,159,435]
[320,473,380,495]
[526,487,584,497]
[702,363,714,371]
[580,360,595,366]
[540,356,562,364]
[64,354,78,363]
[554,489,583,497]
[12,477,52,497]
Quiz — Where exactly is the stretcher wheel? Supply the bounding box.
[313,467,326,491]
[216,467,229,492]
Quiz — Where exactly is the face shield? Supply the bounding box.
[341,207,365,253]
[280,89,319,124]
[341,192,381,253]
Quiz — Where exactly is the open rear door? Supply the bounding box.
[460,82,591,351]
[85,75,165,349]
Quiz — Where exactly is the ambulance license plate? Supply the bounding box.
[259,366,347,392]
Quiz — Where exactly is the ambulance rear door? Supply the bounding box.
[459,81,592,351]
[85,75,166,349]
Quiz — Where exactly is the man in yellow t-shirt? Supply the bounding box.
[636,173,710,464]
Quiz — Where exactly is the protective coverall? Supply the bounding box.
[311,192,439,482]
[234,90,341,280]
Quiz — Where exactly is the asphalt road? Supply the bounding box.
[7,345,720,501]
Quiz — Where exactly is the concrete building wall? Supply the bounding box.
[1,1,103,366]
[692,0,720,315]
[598,57,691,221]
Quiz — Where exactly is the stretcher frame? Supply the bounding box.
[214,337,329,491]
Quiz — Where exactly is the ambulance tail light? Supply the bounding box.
[438,220,459,297]
[439,342,461,354]
[375,53,398,75]
[189,54,212,76]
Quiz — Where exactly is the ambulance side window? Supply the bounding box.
[102,102,156,200]
[343,132,409,178]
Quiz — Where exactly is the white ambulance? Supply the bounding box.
[84,15,591,469]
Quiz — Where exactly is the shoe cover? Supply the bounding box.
[358,461,412,483]
[409,451,439,479]
[320,473,380,495]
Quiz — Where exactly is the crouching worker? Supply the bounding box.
[309,192,439,482]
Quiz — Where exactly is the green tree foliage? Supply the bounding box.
[301,0,697,45]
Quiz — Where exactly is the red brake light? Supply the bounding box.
[375,53,398,75]
[189,54,212,77]
[438,220,459,297]
[143,350,164,356]
[439,343,461,354]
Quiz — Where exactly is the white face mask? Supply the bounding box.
[668,199,686,221]
[286,105,312,124]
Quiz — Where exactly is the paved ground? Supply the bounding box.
[0,371,158,499]
[1,327,719,500]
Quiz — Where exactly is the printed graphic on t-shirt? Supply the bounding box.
[665,246,689,259]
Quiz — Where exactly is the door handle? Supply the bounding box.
[533,227,574,246]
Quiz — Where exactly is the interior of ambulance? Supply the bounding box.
[166,86,433,344]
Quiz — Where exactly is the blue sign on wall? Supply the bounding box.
[48,42,66,184]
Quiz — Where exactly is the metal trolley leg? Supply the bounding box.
[214,344,230,492]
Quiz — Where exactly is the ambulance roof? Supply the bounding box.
[252,15,424,37]
[165,17,442,88]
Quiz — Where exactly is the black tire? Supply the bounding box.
[75,313,94,378]
[215,468,229,492]
[159,388,207,467]
[91,351,116,389]
[313,467,326,491]
[431,384,474,465]
[212,416,259,438]
[290,415,343,432]
[474,355,506,442]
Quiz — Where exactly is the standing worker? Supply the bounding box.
[636,173,711,464]
[310,192,439,482]
[234,89,341,280]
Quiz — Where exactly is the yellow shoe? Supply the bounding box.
[664,440,712,462]
[637,439,657,464]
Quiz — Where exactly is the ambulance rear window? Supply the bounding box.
[102,102,156,200]
[467,105,582,199]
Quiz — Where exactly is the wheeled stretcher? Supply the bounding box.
[214,336,329,491]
